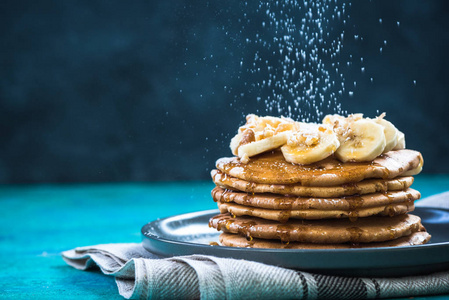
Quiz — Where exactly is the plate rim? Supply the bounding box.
[141,206,449,275]
[141,206,449,254]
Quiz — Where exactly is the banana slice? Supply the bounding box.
[238,131,290,158]
[281,124,340,164]
[393,130,406,150]
[335,119,386,162]
[230,115,295,160]
[375,117,399,153]
[323,114,347,127]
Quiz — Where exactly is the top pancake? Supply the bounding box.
[216,149,422,186]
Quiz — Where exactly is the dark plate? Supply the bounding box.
[141,207,449,277]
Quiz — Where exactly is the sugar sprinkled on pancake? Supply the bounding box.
[216,149,422,186]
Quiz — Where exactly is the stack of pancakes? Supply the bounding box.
[209,149,430,249]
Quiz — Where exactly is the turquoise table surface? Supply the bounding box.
[1,175,449,299]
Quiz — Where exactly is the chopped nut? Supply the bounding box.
[275,122,294,134]
[238,129,256,147]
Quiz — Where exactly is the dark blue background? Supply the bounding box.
[1,1,448,183]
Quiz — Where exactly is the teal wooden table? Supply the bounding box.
[1,176,448,299]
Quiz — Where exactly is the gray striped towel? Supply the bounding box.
[62,192,449,299]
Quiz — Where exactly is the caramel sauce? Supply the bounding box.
[235,221,256,241]
[210,216,236,232]
[346,227,364,243]
[384,205,396,217]
[245,237,256,247]
[242,194,251,206]
[385,191,395,204]
[217,150,379,185]
[387,226,396,239]
[225,220,234,230]
[346,195,364,210]
[276,224,294,243]
[348,211,359,222]
[278,210,292,223]
[278,198,294,210]
[405,190,416,203]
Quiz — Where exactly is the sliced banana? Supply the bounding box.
[237,131,290,158]
[323,114,347,127]
[281,124,340,165]
[335,119,386,162]
[375,117,399,153]
[230,115,295,160]
[393,130,406,150]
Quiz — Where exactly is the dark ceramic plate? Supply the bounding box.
[141,207,449,277]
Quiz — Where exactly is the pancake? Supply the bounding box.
[216,149,422,186]
[212,187,420,210]
[209,213,425,244]
[219,231,431,249]
[212,169,414,197]
[216,201,415,222]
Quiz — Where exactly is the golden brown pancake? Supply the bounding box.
[212,187,420,210]
[216,201,415,222]
[209,213,424,244]
[212,169,414,197]
[215,149,422,186]
[219,231,431,249]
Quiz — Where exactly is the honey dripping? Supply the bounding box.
[348,210,359,222]
[245,182,257,193]
[220,189,230,202]
[246,235,255,248]
[341,183,358,195]
[387,226,396,240]
[237,221,256,240]
[281,240,290,247]
[225,220,234,230]
[346,227,363,243]
[347,195,364,210]
[276,224,293,244]
[375,180,388,193]
[242,194,251,206]
[278,210,291,223]
[211,188,218,202]
[246,232,253,242]
[209,242,219,246]
[217,151,378,186]
[278,197,294,210]
[384,205,396,217]
[405,191,415,203]
[384,192,395,204]
[209,216,219,229]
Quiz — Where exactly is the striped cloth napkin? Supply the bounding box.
[62,192,449,299]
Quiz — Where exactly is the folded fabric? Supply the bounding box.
[62,192,449,299]
[62,243,449,300]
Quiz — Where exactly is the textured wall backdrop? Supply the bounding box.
[1,0,448,183]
